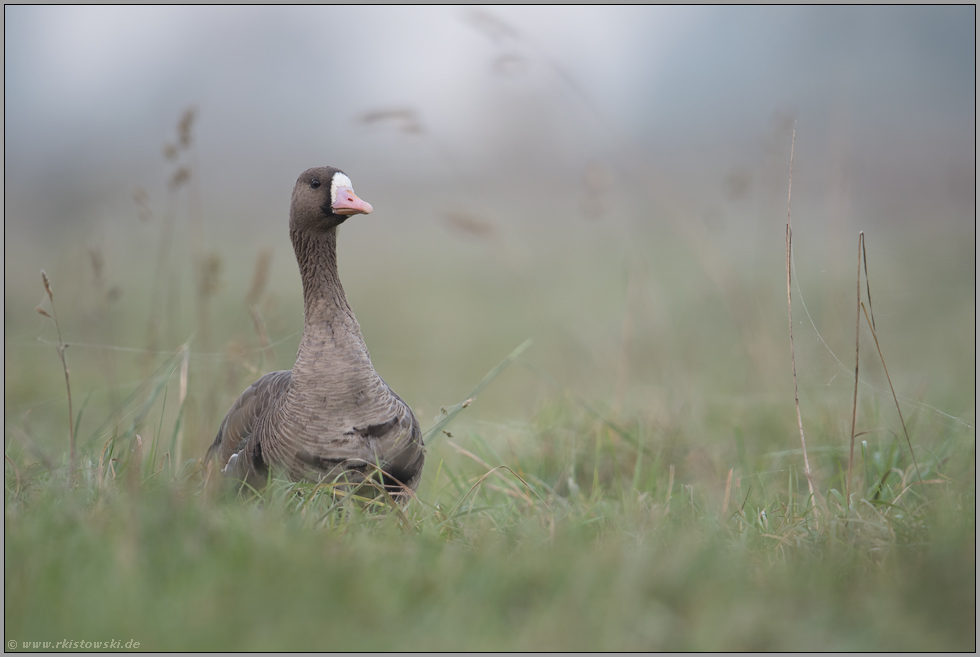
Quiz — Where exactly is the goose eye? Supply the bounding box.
[310,179,321,189]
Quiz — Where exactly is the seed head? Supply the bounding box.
[41,270,53,301]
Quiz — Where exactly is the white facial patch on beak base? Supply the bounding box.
[329,171,373,215]
[330,172,354,207]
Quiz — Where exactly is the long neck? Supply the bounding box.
[289,227,374,388]
[292,227,351,319]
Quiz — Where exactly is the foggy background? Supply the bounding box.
[5,6,974,239]
[4,6,976,434]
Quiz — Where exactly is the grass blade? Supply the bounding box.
[424,338,531,443]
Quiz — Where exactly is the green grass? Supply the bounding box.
[4,402,975,651]
[4,160,975,651]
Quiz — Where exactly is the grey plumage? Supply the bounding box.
[206,166,424,496]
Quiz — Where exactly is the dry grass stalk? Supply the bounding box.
[851,238,920,485]
[860,237,875,331]
[446,464,547,520]
[859,303,922,485]
[38,270,76,483]
[846,233,865,507]
[783,123,817,505]
[174,344,190,471]
[722,467,733,516]
[447,440,533,504]
[147,106,202,351]
[97,438,114,491]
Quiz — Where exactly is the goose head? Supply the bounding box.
[290,166,373,232]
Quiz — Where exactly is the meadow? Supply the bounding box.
[4,117,976,651]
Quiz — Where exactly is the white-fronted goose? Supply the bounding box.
[206,167,424,495]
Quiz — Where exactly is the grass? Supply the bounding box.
[4,400,975,651]
[4,115,976,651]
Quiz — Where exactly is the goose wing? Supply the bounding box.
[206,369,291,485]
[374,386,425,492]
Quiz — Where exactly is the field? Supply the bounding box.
[4,124,976,650]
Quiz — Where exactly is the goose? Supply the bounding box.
[206,166,424,496]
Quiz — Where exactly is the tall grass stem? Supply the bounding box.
[859,302,922,485]
[846,232,864,507]
[783,123,816,506]
[39,270,76,483]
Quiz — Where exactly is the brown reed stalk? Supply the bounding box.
[784,123,817,504]
[859,302,922,485]
[861,235,875,332]
[37,270,76,482]
[846,233,864,508]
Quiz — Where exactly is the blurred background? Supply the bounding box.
[4,6,975,462]
[5,10,975,649]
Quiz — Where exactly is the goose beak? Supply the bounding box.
[332,187,373,216]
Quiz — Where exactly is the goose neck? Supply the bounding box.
[289,227,371,385]
[291,228,350,317]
